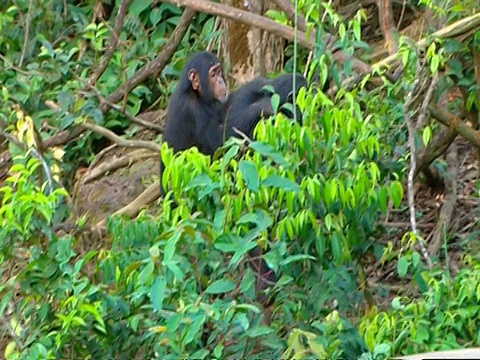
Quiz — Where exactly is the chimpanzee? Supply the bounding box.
[160,51,308,306]
[160,51,308,194]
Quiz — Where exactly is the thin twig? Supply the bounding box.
[44,101,161,152]
[19,0,33,67]
[404,59,432,267]
[416,73,438,130]
[80,123,161,152]
[83,84,164,132]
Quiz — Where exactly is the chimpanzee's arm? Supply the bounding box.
[224,97,274,139]
[193,106,226,156]
[266,73,308,103]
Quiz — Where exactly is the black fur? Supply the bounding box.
[221,73,308,138]
[163,51,226,156]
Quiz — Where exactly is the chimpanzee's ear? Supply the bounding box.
[188,69,201,92]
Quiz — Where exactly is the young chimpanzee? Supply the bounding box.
[161,51,308,194]
[160,51,309,306]
[161,51,261,196]
[163,51,309,162]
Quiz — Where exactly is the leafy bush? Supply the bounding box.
[1,63,403,359]
[361,262,480,359]
[2,0,480,359]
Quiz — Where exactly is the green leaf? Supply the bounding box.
[165,262,184,281]
[416,325,429,342]
[130,0,151,16]
[265,9,289,22]
[373,343,391,358]
[379,187,388,213]
[324,213,332,231]
[150,276,166,312]
[0,291,14,316]
[164,231,181,263]
[353,19,361,40]
[221,144,239,169]
[240,268,256,300]
[213,209,227,231]
[246,326,274,338]
[331,232,343,261]
[430,55,440,73]
[389,181,404,207]
[149,8,162,26]
[185,173,212,189]
[411,251,421,268]
[397,256,409,277]
[186,174,221,200]
[414,270,428,293]
[205,279,236,294]
[249,141,289,167]
[271,93,280,113]
[422,126,432,146]
[57,91,75,111]
[238,210,273,232]
[235,304,262,313]
[391,297,403,310]
[280,254,316,266]
[230,241,258,266]
[184,313,207,345]
[239,160,260,191]
[213,343,224,359]
[130,314,141,332]
[262,175,300,193]
[214,233,242,253]
[138,261,154,286]
[263,250,280,273]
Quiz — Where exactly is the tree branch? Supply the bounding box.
[85,0,131,88]
[162,0,373,74]
[428,104,480,148]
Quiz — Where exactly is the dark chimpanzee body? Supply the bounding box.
[162,52,308,159]
[221,73,308,138]
[160,52,308,306]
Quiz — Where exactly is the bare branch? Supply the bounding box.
[80,123,161,152]
[428,142,457,256]
[84,84,164,132]
[404,60,432,268]
[163,0,372,75]
[163,0,311,47]
[428,105,480,148]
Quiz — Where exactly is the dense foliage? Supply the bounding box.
[1,0,480,359]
